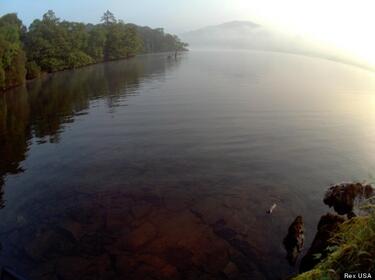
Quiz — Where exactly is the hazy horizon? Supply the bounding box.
[2,0,375,66]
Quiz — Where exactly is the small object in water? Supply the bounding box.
[266,203,277,214]
[283,216,304,266]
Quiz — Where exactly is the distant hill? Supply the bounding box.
[181,21,373,71]
[181,21,263,49]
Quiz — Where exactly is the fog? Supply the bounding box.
[180,21,374,71]
[2,0,375,68]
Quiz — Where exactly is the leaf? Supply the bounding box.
[313,253,322,260]
[326,245,338,252]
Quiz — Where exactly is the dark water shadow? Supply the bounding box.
[0,54,181,208]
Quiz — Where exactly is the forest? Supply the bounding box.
[0,10,188,91]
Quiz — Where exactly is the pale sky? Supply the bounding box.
[1,0,375,65]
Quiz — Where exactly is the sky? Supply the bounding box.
[2,0,375,65]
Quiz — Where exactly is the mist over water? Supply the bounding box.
[1,51,375,279]
[181,22,374,71]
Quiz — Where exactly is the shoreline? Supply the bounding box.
[0,50,188,94]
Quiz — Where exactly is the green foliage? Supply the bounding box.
[86,25,106,61]
[0,66,5,86]
[0,13,24,43]
[67,51,93,68]
[294,199,375,280]
[0,10,188,91]
[4,48,26,87]
[26,61,41,79]
[104,23,129,60]
[25,11,71,72]
[292,269,336,280]
[104,22,142,60]
[134,25,189,53]
[0,13,26,90]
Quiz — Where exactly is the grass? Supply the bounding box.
[293,199,375,280]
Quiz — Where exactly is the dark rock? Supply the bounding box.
[210,219,267,278]
[222,261,240,279]
[299,213,345,272]
[127,222,157,249]
[78,231,113,257]
[323,182,374,217]
[283,216,304,265]
[211,219,257,259]
[164,247,193,272]
[24,227,77,262]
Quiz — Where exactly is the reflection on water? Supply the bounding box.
[0,90,30,209]
[0,51,375,279]
[0,54,179,189]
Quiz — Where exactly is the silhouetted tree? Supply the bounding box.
[101,10,116,25]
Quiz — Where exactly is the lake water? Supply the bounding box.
[1,50,375,279]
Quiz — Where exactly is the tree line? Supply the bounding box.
[0,10,188,91]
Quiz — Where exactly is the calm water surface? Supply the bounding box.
[1,50,375,279]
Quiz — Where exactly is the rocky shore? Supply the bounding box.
[288,182,375,279]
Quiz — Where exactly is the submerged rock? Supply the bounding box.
[283,216,304,265]
[299,213,345,272]
[0,178,4,209]
[222,261,240,279]
[323,182,374,217]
